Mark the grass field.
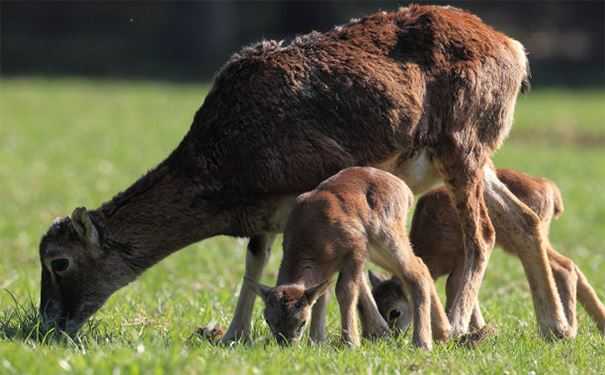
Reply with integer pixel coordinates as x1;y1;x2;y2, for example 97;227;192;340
1;78;604;374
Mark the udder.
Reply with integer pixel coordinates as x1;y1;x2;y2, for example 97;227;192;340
373;150;443;195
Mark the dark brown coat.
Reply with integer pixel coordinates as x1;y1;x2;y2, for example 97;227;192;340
39;5;535;339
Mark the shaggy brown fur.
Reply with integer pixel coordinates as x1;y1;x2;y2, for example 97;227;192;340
371;168;605;337
39;5;567;340
249;167;449;349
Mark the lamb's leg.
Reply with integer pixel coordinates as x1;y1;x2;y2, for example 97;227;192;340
549;255;578;337
483;167;571;338
358;272;391;339
310;293;329;343
221;234;275;344
310;269;390;343
335;262;362;347
429;283;450;342
575;267;605;334
548;246;605;335
375;230;444;350
396;256;436;350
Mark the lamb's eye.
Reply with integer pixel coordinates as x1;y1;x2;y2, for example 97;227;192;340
51;258;70;273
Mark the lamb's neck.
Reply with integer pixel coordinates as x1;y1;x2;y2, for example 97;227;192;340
92;162;223;274
277;254;332;288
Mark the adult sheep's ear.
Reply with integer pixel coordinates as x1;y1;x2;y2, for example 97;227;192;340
304;279;334;305
71;207;100;247
244;276;272;303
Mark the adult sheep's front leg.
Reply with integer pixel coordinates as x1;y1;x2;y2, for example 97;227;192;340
436;151;496;337
221;234;275;344
309;274;390;343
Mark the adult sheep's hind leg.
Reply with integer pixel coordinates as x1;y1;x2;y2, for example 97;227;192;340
435;149;496;337
483;167;571;339
221;234;276;344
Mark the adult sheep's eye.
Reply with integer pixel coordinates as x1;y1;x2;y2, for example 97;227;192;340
51;258;70;273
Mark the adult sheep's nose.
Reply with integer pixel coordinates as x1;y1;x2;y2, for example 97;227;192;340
40;297;67;332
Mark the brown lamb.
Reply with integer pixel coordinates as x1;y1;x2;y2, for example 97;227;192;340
249;167;450;349
39;5;570;341
370;168;605;337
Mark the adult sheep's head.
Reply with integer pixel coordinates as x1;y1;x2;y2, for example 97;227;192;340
38;207;134;334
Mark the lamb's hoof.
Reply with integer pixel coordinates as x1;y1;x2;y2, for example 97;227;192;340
433;325;451;342
194;324;225;344
456;324;496;348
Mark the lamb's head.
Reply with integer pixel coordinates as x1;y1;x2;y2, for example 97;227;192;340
38;207;134;334
248;278;332;345
369;271;412;333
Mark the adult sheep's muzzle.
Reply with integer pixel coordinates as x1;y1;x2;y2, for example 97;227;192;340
39;269;87;335
39;296;90;335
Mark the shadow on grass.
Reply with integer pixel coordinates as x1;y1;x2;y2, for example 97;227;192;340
0;289;113;348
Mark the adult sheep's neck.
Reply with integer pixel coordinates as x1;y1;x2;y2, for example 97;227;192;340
91;158;225;274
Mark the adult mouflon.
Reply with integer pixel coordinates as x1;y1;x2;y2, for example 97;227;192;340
39;5;570;341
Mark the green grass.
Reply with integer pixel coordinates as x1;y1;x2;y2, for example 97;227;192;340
1;78;604;374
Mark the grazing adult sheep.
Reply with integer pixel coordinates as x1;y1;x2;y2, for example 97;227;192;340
39;5;570;341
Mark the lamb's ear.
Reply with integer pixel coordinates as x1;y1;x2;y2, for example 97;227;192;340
244;277;272;303
304;279;334;305
368;270;386;289
71;207;100;247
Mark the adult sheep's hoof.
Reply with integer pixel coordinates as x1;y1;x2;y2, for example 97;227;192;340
195;324;225;343
456;324;497;348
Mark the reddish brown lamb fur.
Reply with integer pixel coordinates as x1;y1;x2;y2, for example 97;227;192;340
371;168;605;336
250;167;450;349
